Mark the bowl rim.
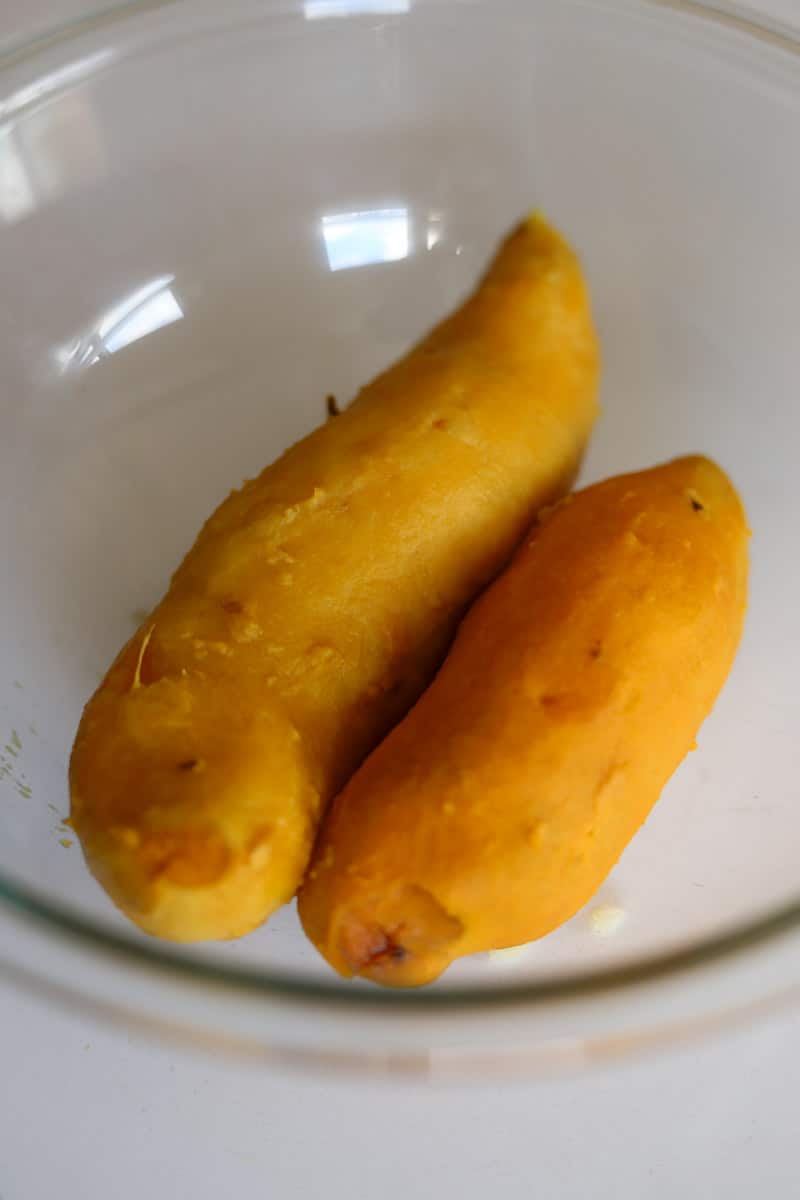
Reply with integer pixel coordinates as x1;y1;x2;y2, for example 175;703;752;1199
1;0;798;1025
1;0;799;74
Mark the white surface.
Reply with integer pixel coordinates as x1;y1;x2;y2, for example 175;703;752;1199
2;979;799;1198
1;1;799;1196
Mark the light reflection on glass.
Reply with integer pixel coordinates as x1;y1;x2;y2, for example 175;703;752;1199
55;276;183;370
0;127;36;222
304;0;410;18
1;86;107;226
0;49;115;124
322;207;410;272
426;211;443;250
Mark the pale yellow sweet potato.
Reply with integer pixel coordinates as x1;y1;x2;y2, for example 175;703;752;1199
70;214;599;941
298;457;749;986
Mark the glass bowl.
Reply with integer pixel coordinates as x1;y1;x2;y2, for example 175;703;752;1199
1;0;799;1077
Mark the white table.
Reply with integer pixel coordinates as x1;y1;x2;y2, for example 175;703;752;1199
2;3;798;1197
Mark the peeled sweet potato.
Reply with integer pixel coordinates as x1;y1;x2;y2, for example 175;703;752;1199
298;456;749;986
70;214;599;941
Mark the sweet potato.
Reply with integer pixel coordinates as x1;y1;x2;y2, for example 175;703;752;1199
70;214;599;941
298;457;749;986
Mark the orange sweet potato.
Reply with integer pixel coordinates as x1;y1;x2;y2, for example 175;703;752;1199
70;214;599;941
298;456;749;986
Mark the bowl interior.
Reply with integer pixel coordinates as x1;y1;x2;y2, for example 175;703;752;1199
2;0;799;994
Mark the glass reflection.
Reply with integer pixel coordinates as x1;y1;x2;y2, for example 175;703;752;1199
1;80;107;226
0;50;114;124
426;211;443;250
304;0;409;18
55;276;183;370
322;207;410;272
0;127;36;222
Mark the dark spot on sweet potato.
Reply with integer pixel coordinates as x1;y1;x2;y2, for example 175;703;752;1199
178;759;198;772
691;498;704;513
589;641;602;660
221;599;243;614
364;931;408;966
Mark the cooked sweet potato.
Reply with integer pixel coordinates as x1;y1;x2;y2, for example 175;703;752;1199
70;214;599;941
298;457;749;986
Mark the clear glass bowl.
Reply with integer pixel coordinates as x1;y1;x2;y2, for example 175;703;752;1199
1;0;799;1077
